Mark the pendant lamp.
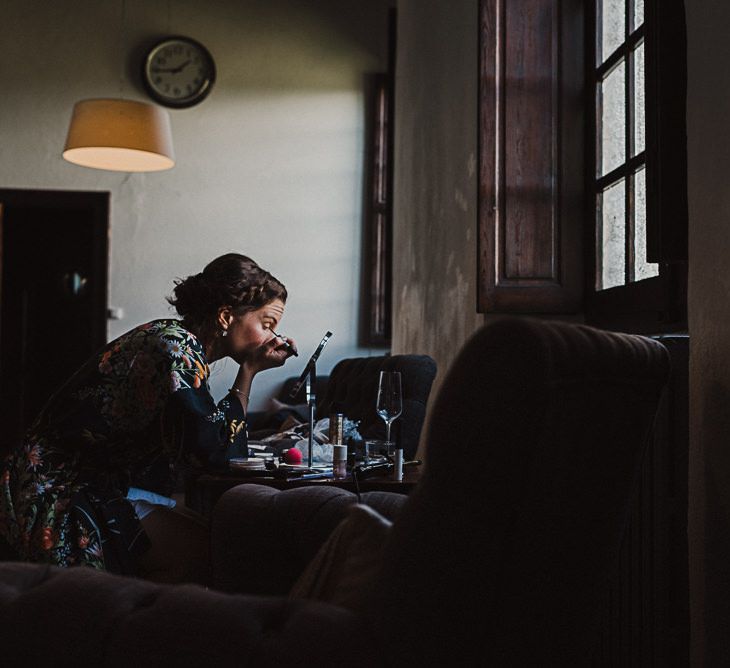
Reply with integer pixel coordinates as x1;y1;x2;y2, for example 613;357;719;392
63;98;175;172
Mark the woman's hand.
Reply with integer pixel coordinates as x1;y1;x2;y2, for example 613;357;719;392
229;335;297;411
242;334;298;375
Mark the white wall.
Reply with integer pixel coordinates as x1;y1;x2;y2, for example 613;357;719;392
0;0;391;409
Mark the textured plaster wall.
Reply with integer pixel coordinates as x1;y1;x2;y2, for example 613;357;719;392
685;1;730;663
391;0;484;454
0;0;391;409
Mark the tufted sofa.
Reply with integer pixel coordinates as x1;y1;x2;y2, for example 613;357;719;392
210;486;408;595
0;488;408;666
0;318;670;666
0;561;381;667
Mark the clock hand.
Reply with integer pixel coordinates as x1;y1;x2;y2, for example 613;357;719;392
151;60;191;74
172;60;191;74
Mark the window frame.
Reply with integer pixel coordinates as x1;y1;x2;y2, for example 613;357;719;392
585;0;687;334
475;0;686;333
360;73;393;346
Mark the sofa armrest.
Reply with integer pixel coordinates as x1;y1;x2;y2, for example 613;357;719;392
210;484;408;595
0;562;382;667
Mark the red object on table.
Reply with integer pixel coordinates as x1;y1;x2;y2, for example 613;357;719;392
283;448;302;465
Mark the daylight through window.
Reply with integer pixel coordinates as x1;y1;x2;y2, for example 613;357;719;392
595;0;657;291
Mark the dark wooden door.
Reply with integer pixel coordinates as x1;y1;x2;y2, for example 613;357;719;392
0;189;109;450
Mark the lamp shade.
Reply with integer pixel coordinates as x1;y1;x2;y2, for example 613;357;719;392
63;98;175;172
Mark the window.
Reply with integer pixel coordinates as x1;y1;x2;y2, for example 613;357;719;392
594;0;656;290
360;9;396;346
361;73;392;346
477;0;687;333
586;0;687;332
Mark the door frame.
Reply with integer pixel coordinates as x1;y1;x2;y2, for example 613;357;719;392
0;187;110;364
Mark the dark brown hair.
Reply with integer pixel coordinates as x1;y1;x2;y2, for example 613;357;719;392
167;253;287;335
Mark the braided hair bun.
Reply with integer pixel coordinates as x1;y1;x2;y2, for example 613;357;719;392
168;253;287;334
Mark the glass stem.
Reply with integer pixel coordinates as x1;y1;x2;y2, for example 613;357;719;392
386;420;391;443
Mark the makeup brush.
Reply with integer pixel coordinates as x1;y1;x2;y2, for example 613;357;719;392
272;331;298;357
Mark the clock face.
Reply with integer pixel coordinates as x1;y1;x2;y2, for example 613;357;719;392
143;37;216;108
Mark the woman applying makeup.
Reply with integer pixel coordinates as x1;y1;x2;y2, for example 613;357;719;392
0;253;297;583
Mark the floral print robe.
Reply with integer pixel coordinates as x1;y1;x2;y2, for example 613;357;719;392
0;320;247;574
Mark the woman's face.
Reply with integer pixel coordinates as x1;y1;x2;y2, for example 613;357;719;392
221;298;289;365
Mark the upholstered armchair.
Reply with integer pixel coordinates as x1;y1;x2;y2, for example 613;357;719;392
316;353;437;460
249;353;437;461
0;318;669;666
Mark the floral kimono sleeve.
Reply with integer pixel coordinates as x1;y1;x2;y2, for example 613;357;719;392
163;386;248;471
156;324;248;472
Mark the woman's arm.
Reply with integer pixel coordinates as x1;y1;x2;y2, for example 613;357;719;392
162;385;248;472
157;324;297;472
227;366;254;415
228;335;298;414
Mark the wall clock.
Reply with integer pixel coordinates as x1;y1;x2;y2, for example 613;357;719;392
142;36;216;108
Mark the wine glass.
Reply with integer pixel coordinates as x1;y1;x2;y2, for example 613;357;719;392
376;371;403;448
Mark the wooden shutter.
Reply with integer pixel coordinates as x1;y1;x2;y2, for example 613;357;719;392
478;0;585;313
645;0;688;265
